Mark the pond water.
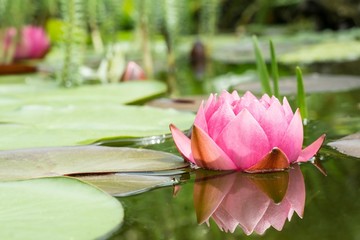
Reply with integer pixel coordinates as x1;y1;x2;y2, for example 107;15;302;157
105;88;360;239
1;48;359;239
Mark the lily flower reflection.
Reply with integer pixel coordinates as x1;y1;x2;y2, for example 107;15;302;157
194;166;305;235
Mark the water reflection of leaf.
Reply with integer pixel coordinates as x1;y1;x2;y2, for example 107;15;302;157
193;166;305;235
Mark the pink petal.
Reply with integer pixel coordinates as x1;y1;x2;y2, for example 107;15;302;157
207;102;235;140
191;125;237;170
282;97;294;124
253;218;271;235
204;94;220;121
233;91;259;115
278;109;303;162
243;91;258;101
285;165;305;218
258;99;288;147
212;207;238;233
260;94;271;108
194;171;236;224
194;101;208;133
260;200;291;231
296;134;326;163
219;90;235;103
223;175;270;235
169;124;194;163
241;100;266;122
216;109;271;170
231;90;240;100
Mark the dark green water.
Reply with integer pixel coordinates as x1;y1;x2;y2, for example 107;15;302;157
107;89;360;240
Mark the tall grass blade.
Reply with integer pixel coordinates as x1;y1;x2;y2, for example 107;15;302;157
252;36;272;95
270;40;280;98
296;67;308;122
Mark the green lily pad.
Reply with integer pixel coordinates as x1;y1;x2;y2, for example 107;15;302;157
328;133;360;159
0;81;167;106
234;74;360;94
146;96;204;112
79;172;185;197
279;41;360;64
0;177;123;240
0;104;194;150
0;146;188;181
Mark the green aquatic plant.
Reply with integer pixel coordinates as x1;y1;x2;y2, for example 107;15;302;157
59;0;86;87
252;36;308;120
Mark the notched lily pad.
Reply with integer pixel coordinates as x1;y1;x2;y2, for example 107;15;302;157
235;74;360;94
0;146;189;181
0;177;123;240
0;105;194;150
78;172;187;197
328;132;360;158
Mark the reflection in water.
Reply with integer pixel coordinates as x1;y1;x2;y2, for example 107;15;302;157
193;166;305;235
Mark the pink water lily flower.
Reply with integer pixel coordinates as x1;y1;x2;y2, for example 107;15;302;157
170;90;325;172
3;25;50;60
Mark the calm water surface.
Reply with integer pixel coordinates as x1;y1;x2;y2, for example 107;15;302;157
107;90;360;240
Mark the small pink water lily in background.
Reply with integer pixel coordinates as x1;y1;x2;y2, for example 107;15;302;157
120;61;147;81
3;25;50;61
194;165;305;235
170;90;325;172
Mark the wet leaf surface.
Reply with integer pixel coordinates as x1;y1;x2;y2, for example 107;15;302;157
0;146;189;181
0;105;194;150
79;172;187;197
0;81;167;105
328;132;360;158
0;177;123;240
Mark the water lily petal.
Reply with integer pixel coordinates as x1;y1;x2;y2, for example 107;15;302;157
212;205;238;233
245;148;290;173
279;109;303;162
208;102;235;140
194;101;208;133
191;125;237;170
243;91;258;101
261;200;291;231
296;134;326;163
260;94;271;108
216;109;271;170
286;165;306;218
194;172;236;224
169;124;194;163
282;97;294;124
253;219;271;235
259;99;288;147
223;175;270;235
204;94;220;121
231;90;240;100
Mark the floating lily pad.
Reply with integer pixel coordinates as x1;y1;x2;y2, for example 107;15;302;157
0;81;167;106
0;146;189;181
0;177;123;240
79;172;185;197
279;41;360;64
146;96;204;112
0;104;194;150
235;74;360;94
328;133;360;158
